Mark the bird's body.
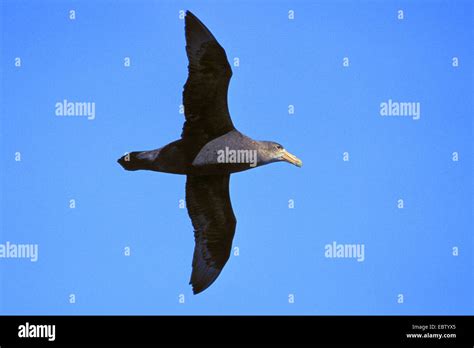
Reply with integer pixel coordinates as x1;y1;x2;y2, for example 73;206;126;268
119;129;286;175
118;11;302;294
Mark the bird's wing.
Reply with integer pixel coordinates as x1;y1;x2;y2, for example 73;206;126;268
185;174;236;294
182;11;235;143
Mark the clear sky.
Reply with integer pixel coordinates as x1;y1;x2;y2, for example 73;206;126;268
0;0;472;314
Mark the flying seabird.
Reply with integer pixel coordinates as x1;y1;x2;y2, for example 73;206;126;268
118;11;302;294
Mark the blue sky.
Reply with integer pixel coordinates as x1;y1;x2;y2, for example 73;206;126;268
0;0;472;314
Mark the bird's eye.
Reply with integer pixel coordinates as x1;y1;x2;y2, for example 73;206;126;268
275;144;283;150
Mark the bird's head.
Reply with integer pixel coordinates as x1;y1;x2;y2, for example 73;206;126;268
258;141;303;167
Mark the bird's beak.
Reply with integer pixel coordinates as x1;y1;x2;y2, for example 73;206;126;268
281;150;303;167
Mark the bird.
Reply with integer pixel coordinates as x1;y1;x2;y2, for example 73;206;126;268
118;10;302;294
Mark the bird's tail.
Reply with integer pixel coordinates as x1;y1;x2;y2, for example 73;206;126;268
117;150;159;171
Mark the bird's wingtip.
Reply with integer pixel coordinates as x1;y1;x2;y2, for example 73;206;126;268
189;280;205;295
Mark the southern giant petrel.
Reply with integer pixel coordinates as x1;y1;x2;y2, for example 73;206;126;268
118;11;302;294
